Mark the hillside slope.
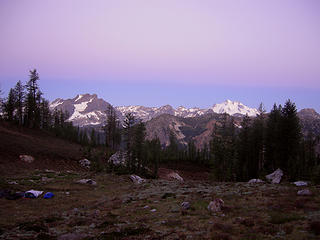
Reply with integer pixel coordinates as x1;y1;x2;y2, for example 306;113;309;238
0;122;84;176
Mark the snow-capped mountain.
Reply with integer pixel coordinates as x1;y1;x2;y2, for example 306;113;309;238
50;94;259;127
116;99;258;121
50;94;113;127
211;99;259;116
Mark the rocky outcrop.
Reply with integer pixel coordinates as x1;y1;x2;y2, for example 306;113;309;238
108;151;127;166
266;168;283;184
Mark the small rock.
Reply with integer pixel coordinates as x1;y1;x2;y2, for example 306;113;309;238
89;223;96;228
167;172;184;182
77;179;97;185
297;189;312;196
19;155;34;163
150;209;157;212
7;181;18;185
208;199;224;213
58;233;87;240
293;181;308;186
143;205;149;209
79;159;91;169
181;202;190;210
248;179;264;183
130;175;145;184
65;192;70;195
266;168;283;184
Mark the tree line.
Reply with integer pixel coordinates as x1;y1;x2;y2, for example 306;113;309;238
0;69;89;145
2;70;319;181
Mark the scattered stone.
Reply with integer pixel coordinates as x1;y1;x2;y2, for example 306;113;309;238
266;168;283;184
167;172;184;182
293;181;308;186
7;181;18;185
150;209;157;212
58;233;88;240
77;179;97;185
248;179;264;183
130;175;145;184
108;151;127;166
181;201;190;210
79;159;91;169
19;155;34;163
143;205;149;209
208;199;224;213
297;189;312;196
41;177;53;182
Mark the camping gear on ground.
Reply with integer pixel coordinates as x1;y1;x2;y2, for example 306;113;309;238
24;190;43;198
44;192;54;199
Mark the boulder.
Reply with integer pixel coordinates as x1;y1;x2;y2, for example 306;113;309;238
130;175;145;184
79;159;91;169
108;151;127;166
77;179;97;185
167;172;184;182
293;181;308;186
181;201;190;210
208;198;224;212
19;155;34;163
297;189;312;196
248;179;264;183
266;168;283;184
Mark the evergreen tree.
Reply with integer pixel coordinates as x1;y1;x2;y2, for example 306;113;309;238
280;99;302;179
265;104;282;171
167;130;179;166
133;121;146;173
25;69;41;128
90;128;97;147
123;113;136;171
13;80;25;125
210;114;237;181
4;88;16;121
104;105;121;152
236;114;251;180
39;98;51;129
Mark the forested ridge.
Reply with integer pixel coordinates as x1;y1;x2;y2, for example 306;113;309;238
1;70;319;182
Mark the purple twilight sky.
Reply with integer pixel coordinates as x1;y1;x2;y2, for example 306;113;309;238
0;0;319;111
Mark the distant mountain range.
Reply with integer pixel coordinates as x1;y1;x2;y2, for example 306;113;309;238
50;93;320;149
50;93;259;127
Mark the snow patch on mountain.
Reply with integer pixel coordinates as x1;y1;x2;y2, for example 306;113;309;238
69;98;94;121
211;100;258;117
